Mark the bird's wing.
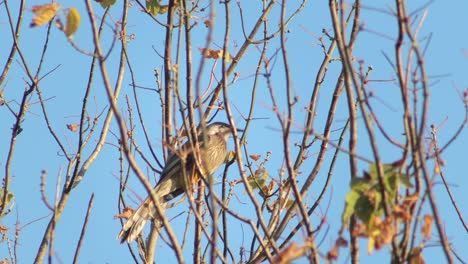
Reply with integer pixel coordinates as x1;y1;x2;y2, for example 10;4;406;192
158;133;210;184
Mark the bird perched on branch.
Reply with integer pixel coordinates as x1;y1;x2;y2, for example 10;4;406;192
118;122;242;243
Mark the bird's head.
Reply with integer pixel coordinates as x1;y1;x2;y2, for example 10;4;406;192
205;122;243;139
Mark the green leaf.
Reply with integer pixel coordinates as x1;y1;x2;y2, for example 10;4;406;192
398;173;413;188
368;163;379;180
247;176;266;190
342;190;360;225
383;170;398;200
369;163;395;179
368;163;407;202
96;0;116;8
350;178;373;192
373;192;385;217
146;0;160;15
344;162;412;229
354;193;376;226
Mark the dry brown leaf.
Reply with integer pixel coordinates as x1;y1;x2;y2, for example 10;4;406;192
260;180;276;198
335;236;348;248
352;223;367;237
408;248;426;264
367;216;396;254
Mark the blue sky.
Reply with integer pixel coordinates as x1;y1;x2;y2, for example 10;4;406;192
0;0;467;263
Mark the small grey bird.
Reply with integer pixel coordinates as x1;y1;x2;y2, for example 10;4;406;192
118;122;241;243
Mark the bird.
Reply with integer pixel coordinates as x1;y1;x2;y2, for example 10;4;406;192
118;122;241;243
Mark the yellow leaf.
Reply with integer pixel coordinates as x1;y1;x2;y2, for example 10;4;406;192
159;5;169;14
367;235;375;255
65;8;80;37
224;51;231;63
224;150;236;163
30;3;61;27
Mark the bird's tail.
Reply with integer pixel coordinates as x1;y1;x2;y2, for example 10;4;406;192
118;178;176;243
117;199;162;243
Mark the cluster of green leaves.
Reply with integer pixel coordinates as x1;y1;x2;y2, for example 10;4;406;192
342;163;412;229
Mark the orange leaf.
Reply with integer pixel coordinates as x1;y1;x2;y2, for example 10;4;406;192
198;48;231;62
393;204;411;221
30;3;61;27
421;214;433;240
0;225;8;233
326;246;339;261
114;207;135;220
66;123;79;132
198;47;208;57
249;154;261;161
403;193;419;207
272;242;307;264
204;19;212;28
